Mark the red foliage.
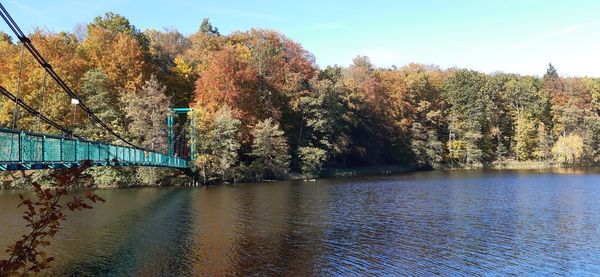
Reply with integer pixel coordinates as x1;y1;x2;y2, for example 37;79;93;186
0;161;104;276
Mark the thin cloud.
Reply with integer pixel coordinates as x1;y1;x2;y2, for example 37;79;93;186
7;0;39;14
510;20;600;51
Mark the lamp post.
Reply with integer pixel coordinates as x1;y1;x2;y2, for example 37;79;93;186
71;98;79;136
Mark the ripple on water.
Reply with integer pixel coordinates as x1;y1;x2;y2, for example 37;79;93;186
1;170;600;275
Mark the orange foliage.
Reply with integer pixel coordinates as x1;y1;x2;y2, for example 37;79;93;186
83;27;147;93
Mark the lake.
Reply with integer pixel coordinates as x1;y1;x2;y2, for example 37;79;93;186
1;168;600;275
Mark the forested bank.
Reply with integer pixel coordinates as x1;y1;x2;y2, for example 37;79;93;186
1;13;599;186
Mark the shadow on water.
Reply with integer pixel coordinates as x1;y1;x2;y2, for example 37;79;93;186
50;188;195;276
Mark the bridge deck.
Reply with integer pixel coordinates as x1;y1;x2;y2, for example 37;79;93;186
0;128;188;171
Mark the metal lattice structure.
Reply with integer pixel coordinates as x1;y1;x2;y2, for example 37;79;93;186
0;128;188;171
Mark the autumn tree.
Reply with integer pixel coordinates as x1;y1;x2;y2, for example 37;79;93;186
188;105;241;183
410;122;444;168
250;118;291;179
297;77;353;170
83;16;147;93
124;75;171;152
513;112;538;161
534;122;552;162
552;134;584;164
77;69;125;141
443;70;496;165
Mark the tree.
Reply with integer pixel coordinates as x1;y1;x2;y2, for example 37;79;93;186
552;134;584;164
78;69;125;141
199;18;219;35
534;122;551;162
83;26;146;92
583;115;600;163
188;105;241;183
514;112;537;161
299;146;327;177
212;105;241;180
124;75;171;153
410;122;444;168
193;44;260;137
543;63;558;81
443;70;494;165
250;118;291;179
88;12;148;49
297;77;353;166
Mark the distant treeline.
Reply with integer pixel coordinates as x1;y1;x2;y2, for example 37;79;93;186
1;13;598;185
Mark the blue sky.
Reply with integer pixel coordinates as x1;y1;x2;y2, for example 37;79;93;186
2;0;600;76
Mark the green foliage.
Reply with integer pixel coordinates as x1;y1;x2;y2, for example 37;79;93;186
299;146;327;176
583;116;600;163
189;105;241;183
298;77;353;163
443;70;494;165
410;122;444;168
135;167;174;186
78;69;125;142
199;18;220;35
87;167;135;187
544;63;558;81
250;118;291;179
88;11;148;49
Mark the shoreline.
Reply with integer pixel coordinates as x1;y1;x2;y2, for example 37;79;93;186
1;161;597;190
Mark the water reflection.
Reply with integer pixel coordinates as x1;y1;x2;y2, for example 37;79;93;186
0;169;599;275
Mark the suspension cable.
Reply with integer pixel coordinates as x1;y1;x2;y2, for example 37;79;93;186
12;42;24;129
0;86;81;139
36;73;47;132
0;3;142;149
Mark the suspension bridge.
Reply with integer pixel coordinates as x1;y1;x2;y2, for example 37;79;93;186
0;4;190;171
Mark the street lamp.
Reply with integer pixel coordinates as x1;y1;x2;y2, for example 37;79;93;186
71;98;79;136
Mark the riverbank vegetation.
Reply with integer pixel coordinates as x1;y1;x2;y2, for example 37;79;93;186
1;13;599;186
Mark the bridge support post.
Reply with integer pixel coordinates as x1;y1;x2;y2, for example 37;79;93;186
59;138;63;162
74;140;78;162
42;136;46;162
167;115;174;156
18;132;24;163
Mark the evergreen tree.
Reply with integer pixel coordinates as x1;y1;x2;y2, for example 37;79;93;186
544;63;558;81
250;118;291;179
199;18;219;35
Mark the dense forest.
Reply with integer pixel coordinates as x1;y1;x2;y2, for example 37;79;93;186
1;13;599;186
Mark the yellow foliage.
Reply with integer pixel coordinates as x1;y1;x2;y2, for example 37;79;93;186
552;134;584;164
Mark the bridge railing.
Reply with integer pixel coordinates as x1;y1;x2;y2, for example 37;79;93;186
0;128;188;169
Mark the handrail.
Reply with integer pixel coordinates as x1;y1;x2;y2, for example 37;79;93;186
0;129;189;170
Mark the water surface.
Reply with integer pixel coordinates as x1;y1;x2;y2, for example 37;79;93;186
1;168;600;275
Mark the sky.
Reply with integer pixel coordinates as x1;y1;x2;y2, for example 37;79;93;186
2;0;600;76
